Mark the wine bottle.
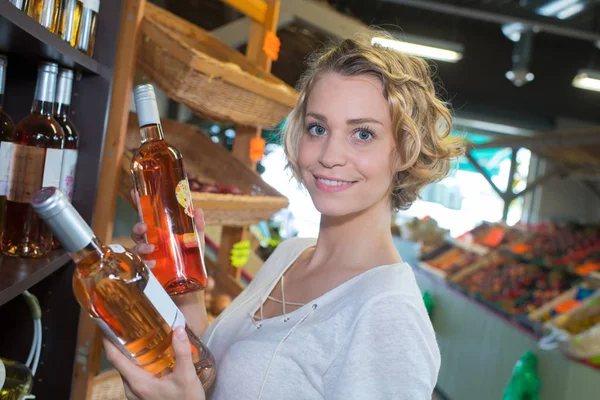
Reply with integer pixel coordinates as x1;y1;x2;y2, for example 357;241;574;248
131;84;208;295
75;0;99;57
0;56;15;241
8;0;25;10
0;357;34;399
54;68;78;202
1;62;64;258
31;187;216;388
58;0;83;47
27;0;61;33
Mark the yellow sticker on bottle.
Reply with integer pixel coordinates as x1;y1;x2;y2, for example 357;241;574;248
175;179;194;218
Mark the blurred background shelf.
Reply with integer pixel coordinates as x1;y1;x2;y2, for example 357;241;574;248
0;0;110;77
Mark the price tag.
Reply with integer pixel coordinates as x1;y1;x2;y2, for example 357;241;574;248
483;227;505;248
262;31;281;61
249;137;266;162
230;240;250;268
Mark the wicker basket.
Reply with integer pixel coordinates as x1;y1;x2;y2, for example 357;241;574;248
120;113;289;226
137;2;298;128
90;369;126;400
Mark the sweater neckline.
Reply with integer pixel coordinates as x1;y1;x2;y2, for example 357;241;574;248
251;240;407;325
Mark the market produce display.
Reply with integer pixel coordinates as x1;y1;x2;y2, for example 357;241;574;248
508;223;600;272
188;178;244;195
421;247;479;277
454;254;578;316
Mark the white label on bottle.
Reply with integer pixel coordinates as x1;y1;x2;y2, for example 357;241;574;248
85;0;100;13
108;244;126;253
0;142;15;196
144;269;186;328
92;317;139;364
42;149;63;188
0;358;5;390
59;149;78;201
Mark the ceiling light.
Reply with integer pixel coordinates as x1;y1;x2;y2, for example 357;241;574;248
537;0;580;16
501;23;528;42
506;29;535;87
572;69;600;92
556;2;585;19
372;37;463;63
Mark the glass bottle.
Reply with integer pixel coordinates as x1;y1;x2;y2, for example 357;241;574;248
52;68;79;250
8;0;26;10
75;0;99;57
131;84;208;295
0;357;34;399
27;0;61;33
0;56;15;242
1;62;64;258
58;0;83;47
54;68;78;202
31;187;216;388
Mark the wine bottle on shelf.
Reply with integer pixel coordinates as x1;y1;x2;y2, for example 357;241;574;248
52;68;79;250
54;68;78;202
8;0;25;10
131;84;208;295
75;0;99;57
27;0;61;33
58;0;83;47
0;56;16;240
1;62;64;258
0;357;34;399
31;187;216;389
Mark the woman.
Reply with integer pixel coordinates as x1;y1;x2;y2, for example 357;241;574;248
104;33;465;399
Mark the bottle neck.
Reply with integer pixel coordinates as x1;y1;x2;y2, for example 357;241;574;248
55;103;71;119
70;237;106;270
140;123;165;143
31;99;55;116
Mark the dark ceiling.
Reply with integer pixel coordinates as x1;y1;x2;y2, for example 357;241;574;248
159;0;600;128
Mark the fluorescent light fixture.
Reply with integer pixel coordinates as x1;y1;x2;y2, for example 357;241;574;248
556;2;585;18
537;0;580;16
372;37;463;63
453;117;535;136
572;69;600;92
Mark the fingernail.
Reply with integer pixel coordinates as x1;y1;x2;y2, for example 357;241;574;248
175;326;187;341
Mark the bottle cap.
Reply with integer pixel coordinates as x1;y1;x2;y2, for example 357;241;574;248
56;68;74;106
133;84;161;128
34;62;59;103
32;187;94;252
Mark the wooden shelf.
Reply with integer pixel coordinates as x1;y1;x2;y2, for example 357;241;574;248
0;1;110;78
0;250;71;306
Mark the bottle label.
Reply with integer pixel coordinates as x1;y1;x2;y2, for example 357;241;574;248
0;141;15;196
92;317;140;365
59;149;78;201
7;144;45;203
42;148;63;188
175;179;194;218
144;269;186;328
108;244;126;253
0;358;5;390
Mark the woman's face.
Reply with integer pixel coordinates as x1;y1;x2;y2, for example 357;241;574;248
298;72;398;218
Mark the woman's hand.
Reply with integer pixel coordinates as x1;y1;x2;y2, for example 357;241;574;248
129;189;206;263
103;326;206;400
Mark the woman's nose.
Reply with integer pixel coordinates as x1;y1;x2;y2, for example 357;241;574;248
318;134;347;168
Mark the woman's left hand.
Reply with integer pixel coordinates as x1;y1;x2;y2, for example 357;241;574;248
103;326;206;400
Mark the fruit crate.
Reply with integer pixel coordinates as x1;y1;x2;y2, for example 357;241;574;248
137;2;298;128
419;245;481;280
451;253;580;319
120;113;289;226
454;222;530;254
506;223;600;273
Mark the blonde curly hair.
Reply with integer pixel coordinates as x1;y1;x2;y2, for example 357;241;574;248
281;32;466;211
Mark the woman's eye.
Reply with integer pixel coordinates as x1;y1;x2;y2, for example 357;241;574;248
354;130;374;141
308;125;327;136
